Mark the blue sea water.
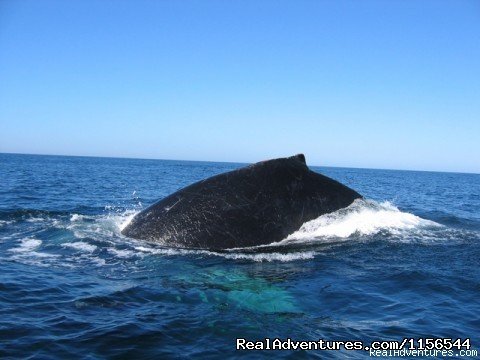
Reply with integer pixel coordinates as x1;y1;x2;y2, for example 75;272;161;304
0;153;479;359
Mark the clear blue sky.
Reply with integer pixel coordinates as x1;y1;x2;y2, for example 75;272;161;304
1;0;479;173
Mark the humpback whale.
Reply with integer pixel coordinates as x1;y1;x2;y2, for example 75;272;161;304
122;154;362;249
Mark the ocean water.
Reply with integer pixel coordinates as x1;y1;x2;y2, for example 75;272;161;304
0;153;479;359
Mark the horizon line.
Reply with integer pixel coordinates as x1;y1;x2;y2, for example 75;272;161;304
0;151;478;176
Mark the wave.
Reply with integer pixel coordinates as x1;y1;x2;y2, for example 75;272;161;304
283;199;442;243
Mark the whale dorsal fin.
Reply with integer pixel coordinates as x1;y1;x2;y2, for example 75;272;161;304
291;153;306;165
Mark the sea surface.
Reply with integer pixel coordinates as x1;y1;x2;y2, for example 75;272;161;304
0;153;479;359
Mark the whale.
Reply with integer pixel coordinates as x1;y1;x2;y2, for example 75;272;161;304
122;154;362;249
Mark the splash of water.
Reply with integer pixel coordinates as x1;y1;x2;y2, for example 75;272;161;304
284;199;441;242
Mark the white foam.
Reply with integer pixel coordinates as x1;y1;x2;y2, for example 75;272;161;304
93;208;139;233
285;199;441;242
26;217;44;223
134;245;314;262
0;220;14;227
7;238;60;265
220;251;315;262
9;238;42;253
70;214;84;222
91;257;106;266
63;209;139;240
107;248;136;258
134;246;193;256
63;241;97;252
118;210;137;231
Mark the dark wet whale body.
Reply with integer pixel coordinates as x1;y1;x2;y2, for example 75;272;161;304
122;154;362;249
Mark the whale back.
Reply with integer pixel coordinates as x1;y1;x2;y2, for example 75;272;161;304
122;154;361;249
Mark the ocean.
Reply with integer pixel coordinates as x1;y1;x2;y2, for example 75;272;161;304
0;153;479;359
